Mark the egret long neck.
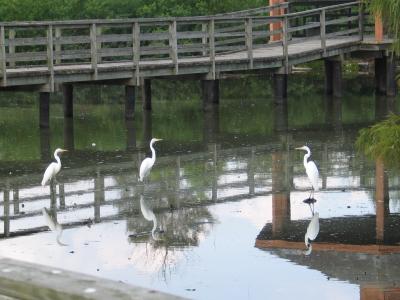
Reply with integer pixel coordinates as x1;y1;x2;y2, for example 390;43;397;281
149;140;156;163
303;149;311;168
54;152;61;166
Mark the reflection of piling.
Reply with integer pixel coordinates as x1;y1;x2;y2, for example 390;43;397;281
125;119;136;151
13;189;19;215
273;102;288;132
50;181;57;222
94;170;105;223
3;188;10;237
203;105;219;146
40;128;51;162
321;143;328;190
63;118;75;151
210;143;218;202
271;150;290;236
248;147;255;196
325;95;342;131
59;184;65;209
375;157;389;243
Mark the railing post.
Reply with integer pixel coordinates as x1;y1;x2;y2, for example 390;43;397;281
320;9;326;56
55;27;61;65
358;2;364;42
201;23;208;56
47;25;54;92
132;22;140;85
169;20;178;74
282;16;288;72
245;18;253;69
208;18;215;79
96;25;102;64
0;26;6;85
90;23;98;80
8;29;15;68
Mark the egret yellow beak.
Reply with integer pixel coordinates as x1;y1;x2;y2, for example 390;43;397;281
60;149;68;152
295;147;302;150
154;138;163;142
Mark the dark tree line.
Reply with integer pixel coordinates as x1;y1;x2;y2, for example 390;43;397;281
0;0;266;21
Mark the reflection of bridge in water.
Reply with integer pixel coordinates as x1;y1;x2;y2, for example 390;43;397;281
0;120;397;239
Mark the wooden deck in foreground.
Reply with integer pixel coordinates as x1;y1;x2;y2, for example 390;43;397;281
0;258;183;300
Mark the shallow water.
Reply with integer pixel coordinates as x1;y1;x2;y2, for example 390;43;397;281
0;76;399;299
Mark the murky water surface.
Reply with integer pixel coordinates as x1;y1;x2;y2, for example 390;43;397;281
0;77;399;299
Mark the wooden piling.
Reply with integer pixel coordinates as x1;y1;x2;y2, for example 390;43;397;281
39;92;50;128
62;84;73;118
142;78;152;110
325;58;342;97
273;73;287;100
202;79;219;111
125;85;136;119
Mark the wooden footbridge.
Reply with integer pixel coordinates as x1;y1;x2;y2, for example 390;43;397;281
0;1;396;127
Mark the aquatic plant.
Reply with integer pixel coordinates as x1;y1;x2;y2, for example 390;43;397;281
356;113;400;166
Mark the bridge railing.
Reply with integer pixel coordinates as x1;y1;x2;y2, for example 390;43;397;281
0;1;365;85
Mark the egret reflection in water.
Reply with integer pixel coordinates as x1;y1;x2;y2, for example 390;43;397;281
42;207;67;246
140;194;162;240
303;212;319;256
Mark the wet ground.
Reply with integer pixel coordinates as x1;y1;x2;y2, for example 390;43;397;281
0;76;399;299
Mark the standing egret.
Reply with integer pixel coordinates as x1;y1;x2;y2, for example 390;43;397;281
139;138;162;182
303;212;319;255
296;145;319;199
41;148;68;186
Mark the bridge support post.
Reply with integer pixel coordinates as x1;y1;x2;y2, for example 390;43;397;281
325;58;342;97
202;79;219;111
63;119;74;150
39;92;50;128
62;84;73;118
375;55;397;97
142;78;152;110
273;68;287;100
125;85;136;119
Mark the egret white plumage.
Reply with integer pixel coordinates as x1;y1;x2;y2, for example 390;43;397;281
41;148;68;186
303;212;319;255
140;194;161;240
139;138;162;182
42;207;67;246
296;145;319;199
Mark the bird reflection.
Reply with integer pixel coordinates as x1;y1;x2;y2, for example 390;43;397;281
303;212;319;256
140;195;162;240
42;207;67;246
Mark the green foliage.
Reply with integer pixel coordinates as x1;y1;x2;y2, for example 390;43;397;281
0;0;266;21
364;0;400;52
356;114;400;166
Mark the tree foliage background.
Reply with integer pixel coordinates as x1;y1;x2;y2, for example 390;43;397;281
365;0;400;51
0;0;266;21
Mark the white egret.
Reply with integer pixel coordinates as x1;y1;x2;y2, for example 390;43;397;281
42;207;67;246
296;145;319;199
41;148;68;186
303;212;319;255
140;195;161;240
139;138;162;182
